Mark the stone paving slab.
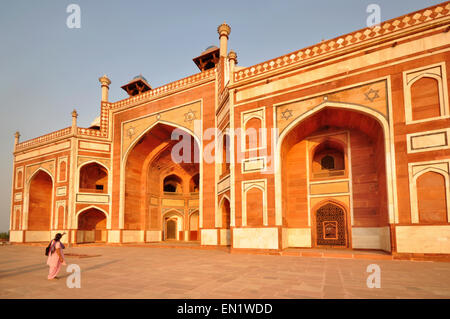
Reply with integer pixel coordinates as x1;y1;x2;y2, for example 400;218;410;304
0;245;449;299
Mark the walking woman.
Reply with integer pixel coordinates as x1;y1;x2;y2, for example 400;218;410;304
47;233;67;280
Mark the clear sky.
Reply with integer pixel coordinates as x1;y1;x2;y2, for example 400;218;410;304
0;0;444;232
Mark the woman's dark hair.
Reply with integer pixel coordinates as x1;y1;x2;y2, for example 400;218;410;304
54;233;63;241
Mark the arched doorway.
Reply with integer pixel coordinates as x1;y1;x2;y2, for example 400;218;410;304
77;208;107;243
28;170;53;230
220;197;230;229
163;211;183;241
124;123;200;242
189;211;199;241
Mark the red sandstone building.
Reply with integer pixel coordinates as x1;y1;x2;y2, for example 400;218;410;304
9;2;450;257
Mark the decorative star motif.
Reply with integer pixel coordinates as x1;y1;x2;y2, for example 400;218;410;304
184;109;197;122
364;88;380;102
127;126;136;139
281;108;293;121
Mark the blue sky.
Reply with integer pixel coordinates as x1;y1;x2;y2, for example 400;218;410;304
0;0;443;232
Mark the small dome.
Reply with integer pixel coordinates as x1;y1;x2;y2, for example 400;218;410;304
133;74;148;82
90;116;100;128
201;45;218;55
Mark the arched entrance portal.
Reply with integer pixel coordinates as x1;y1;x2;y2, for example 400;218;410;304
281;106;390;250
77;208;107;243
28;170;53;230
124;122;200;242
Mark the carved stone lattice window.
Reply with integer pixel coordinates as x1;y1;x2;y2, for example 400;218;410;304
316;203;347;246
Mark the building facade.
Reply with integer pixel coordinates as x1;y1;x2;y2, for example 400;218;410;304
9;2;450;256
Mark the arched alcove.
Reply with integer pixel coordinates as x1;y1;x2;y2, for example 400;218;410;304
163;174;183;193
124;122;200;236
79;162;108;193
162;210;184;241
220;197;230;229
77;207;107;243
410;76;441;121
311;139;346;179
246;186;264;226
28;170;53;231
417;171;448;223
245;117;262;150
189;174;200;193
221;134;230;175
189;211;199;240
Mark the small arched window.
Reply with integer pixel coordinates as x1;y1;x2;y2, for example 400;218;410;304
321;155;335;170
79;162;108;193
163;174;183;193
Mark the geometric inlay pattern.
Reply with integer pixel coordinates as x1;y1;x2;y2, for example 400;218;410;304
364;88;380;102
281;108;293;121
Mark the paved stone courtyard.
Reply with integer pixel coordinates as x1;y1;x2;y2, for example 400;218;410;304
1;245;450;299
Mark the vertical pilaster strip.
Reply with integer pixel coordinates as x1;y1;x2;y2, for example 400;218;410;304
68;135;78;235
229;89;236;229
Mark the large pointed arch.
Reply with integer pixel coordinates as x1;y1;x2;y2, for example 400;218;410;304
119;120;202;237
275;101;396;227
123;119;201;161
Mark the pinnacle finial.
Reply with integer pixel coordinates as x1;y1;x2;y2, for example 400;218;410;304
14;131;20;144
99;74;111;86
228;50;237;63
217;22;231;38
